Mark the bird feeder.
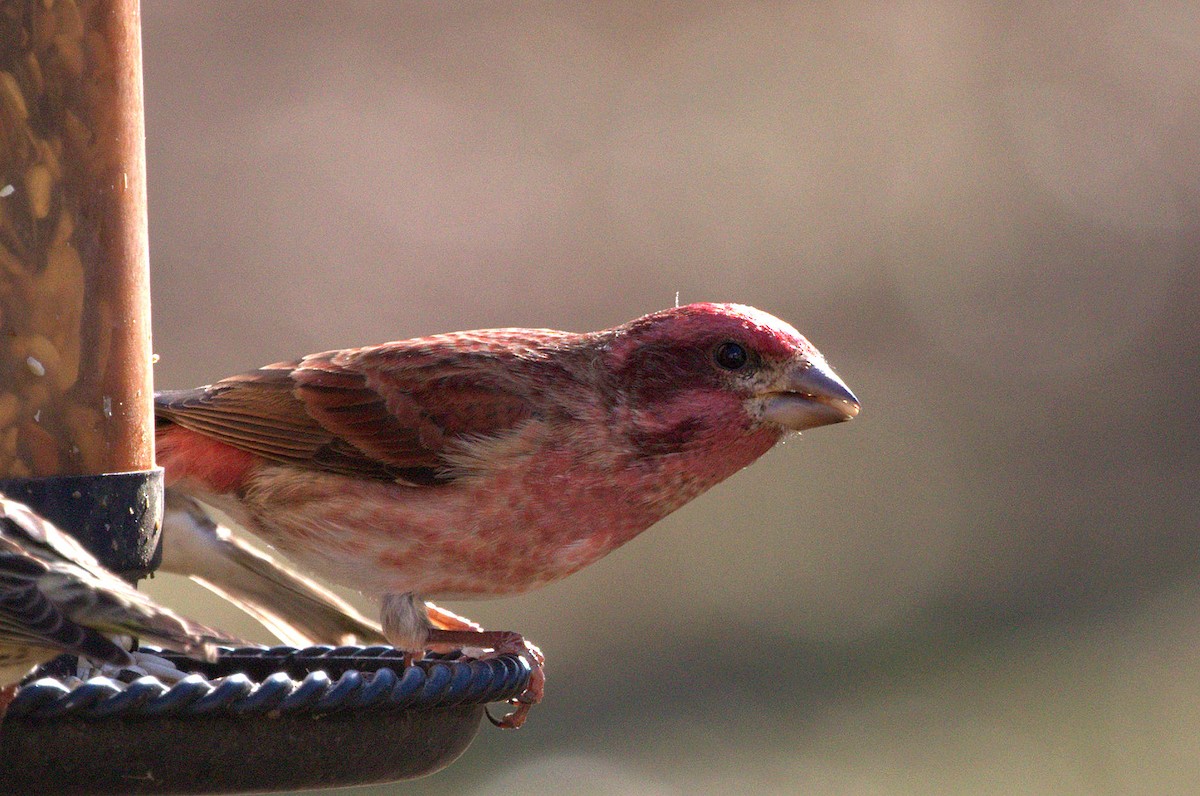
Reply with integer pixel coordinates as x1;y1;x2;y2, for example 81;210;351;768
0;0;159;574
0;1;528;791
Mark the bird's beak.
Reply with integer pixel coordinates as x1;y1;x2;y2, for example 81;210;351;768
759;357;860;431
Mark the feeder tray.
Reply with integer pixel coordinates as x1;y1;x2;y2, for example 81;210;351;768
0;645;532;794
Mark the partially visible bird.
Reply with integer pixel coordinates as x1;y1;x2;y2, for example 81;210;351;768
155;303;860;727
0;495;241;713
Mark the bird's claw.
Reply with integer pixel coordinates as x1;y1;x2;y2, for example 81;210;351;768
0;684;18;722
488;645;545;729
425;626;544;729
484;638;547;729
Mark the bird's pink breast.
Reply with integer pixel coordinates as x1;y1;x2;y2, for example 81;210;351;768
236;421;783;600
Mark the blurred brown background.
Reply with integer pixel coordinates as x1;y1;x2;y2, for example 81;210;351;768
139;3;1200;794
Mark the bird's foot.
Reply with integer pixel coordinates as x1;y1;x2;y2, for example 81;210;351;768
424;627;545;729
0;683;17;722
76;650;199;685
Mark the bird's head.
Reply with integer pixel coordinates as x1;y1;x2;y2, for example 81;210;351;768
599;303;859;454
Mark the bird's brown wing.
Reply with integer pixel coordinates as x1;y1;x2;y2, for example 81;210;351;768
156;364;343;467
155;338;552;484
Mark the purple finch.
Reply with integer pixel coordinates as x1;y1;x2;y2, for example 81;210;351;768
155;303;859;726
0;495;238;712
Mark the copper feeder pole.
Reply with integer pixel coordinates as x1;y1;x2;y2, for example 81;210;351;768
0;0;160;574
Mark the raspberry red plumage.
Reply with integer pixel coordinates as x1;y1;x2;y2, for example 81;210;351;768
155;303;859;727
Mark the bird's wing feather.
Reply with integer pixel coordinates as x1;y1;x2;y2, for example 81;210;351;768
0;556;131;664
0;498;243;662
156;336;565;483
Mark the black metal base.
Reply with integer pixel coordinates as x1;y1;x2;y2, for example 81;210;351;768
0;469;163;577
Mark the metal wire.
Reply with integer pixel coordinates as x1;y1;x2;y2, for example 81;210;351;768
7;645;530;721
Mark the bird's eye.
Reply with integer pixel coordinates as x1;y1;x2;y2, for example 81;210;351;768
713;341;750;370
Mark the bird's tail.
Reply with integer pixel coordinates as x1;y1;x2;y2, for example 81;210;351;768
160;490;387;648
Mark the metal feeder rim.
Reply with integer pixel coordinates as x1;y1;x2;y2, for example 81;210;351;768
7;644;532;721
